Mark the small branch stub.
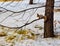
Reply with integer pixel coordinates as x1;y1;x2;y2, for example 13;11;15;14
37;14;47;22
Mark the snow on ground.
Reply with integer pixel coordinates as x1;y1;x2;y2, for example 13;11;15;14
0;0;60;46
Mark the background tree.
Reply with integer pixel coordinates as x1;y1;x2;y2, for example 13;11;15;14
44;0;55;38
29;0;33;4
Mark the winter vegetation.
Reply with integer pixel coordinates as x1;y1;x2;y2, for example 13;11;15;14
0;0;60;46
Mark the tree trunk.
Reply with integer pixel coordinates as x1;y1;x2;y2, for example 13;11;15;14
44;0;55;38
29;0;33;4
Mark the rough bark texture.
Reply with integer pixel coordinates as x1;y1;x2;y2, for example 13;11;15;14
44;0;55;38
29;0;33;4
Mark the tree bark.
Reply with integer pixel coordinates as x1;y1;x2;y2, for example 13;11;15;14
29;0;33;4
44;0;55;38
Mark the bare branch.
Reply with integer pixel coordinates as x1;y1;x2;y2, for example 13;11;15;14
0;15;44;29
0;6;45;13
0;5;60;13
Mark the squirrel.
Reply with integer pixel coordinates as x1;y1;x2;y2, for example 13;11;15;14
37;13;47;22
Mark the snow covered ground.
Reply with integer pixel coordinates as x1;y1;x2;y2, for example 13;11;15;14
0;0;60;46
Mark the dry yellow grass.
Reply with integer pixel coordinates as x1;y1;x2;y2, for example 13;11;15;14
0;0;23;2
0;31;7;37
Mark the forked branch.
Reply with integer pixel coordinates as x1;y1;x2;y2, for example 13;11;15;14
0;14;46;29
